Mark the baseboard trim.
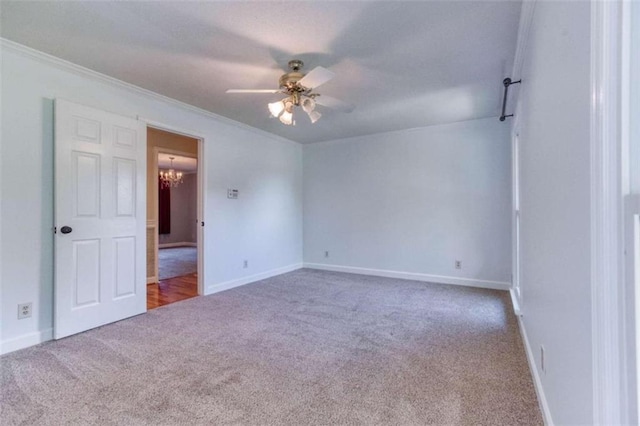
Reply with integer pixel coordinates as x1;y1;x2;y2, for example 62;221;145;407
510;289;522;316
303;263;511;291
158;242;197;249
147;276;158;284
1;328;53;355
206;263;303;295
518;317;554;425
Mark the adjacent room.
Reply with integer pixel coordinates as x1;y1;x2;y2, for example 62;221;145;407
0;1;636;425
146;128;201;309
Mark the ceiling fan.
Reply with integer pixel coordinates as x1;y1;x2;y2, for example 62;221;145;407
226;59;354;126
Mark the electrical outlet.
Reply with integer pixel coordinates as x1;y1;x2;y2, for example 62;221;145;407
18;303;32;319
540;345;546;374
243;260;248;269
324;251;329;258
455;260;462;269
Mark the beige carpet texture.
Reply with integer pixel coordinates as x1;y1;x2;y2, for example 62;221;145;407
1;269;542;425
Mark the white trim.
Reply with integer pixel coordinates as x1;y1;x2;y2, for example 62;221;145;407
0;35;3;354
0;328;53;355
158;242;197;249
510;289;522;316
196;138;206;296
0;38;297;146
622;2;638;422
305;116;500;147
206;263;303;295
512;131;522;309
510;1;532;306
303;263;510;291
625;195;640;425
518;317;554;425
140;118;207;142
590;0;626;424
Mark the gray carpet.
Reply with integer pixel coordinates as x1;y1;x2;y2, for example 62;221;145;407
158;246;197;280
1;269;542;425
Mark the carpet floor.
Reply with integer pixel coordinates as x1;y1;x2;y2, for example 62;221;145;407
158;246;197;280
1;269;542;425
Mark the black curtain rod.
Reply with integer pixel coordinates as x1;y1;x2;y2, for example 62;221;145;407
500;77;521;121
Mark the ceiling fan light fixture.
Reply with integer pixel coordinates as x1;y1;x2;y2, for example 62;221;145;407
301;97;316;114
307;110;322;124
283;98;295;112
279;109;294;126
228;59;353;127
268;100;285;117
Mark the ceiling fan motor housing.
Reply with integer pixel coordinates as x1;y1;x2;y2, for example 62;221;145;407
279;72;305;91
278;59;313;99
288;59;304;71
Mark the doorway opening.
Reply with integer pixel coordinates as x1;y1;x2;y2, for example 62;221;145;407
146;127;201;309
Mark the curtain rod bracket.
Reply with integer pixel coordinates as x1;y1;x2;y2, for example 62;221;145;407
499;78;522;121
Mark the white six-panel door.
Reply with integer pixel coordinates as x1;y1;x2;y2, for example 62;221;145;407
54;99;146;339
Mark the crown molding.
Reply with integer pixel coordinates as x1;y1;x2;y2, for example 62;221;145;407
0;38;298;146
305;115;500;147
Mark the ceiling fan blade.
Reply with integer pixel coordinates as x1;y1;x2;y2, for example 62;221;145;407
298;66;335;89
226;89;281;94
314;95;355;113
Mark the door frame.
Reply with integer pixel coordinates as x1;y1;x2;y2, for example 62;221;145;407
511;124;522;315
141;117;206;296
590;0;633;422
622;0;640;421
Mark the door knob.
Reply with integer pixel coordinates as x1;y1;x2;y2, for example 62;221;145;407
60;226;73;234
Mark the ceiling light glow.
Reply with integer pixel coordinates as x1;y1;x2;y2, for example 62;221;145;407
266;94;322;126
268;100;285;117
279;109;294;125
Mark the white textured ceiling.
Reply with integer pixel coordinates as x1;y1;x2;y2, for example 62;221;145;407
1;1;521;144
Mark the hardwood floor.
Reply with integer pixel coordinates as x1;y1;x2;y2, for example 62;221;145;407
147;273;198;310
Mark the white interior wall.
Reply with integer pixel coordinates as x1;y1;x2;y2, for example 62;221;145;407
303;118;512;288
0;43;303;353
514;1;593;424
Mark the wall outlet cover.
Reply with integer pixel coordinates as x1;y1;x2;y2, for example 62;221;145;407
18;302;32;319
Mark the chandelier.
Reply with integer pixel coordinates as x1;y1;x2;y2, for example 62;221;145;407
159;157;183;188
268;92;321;126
